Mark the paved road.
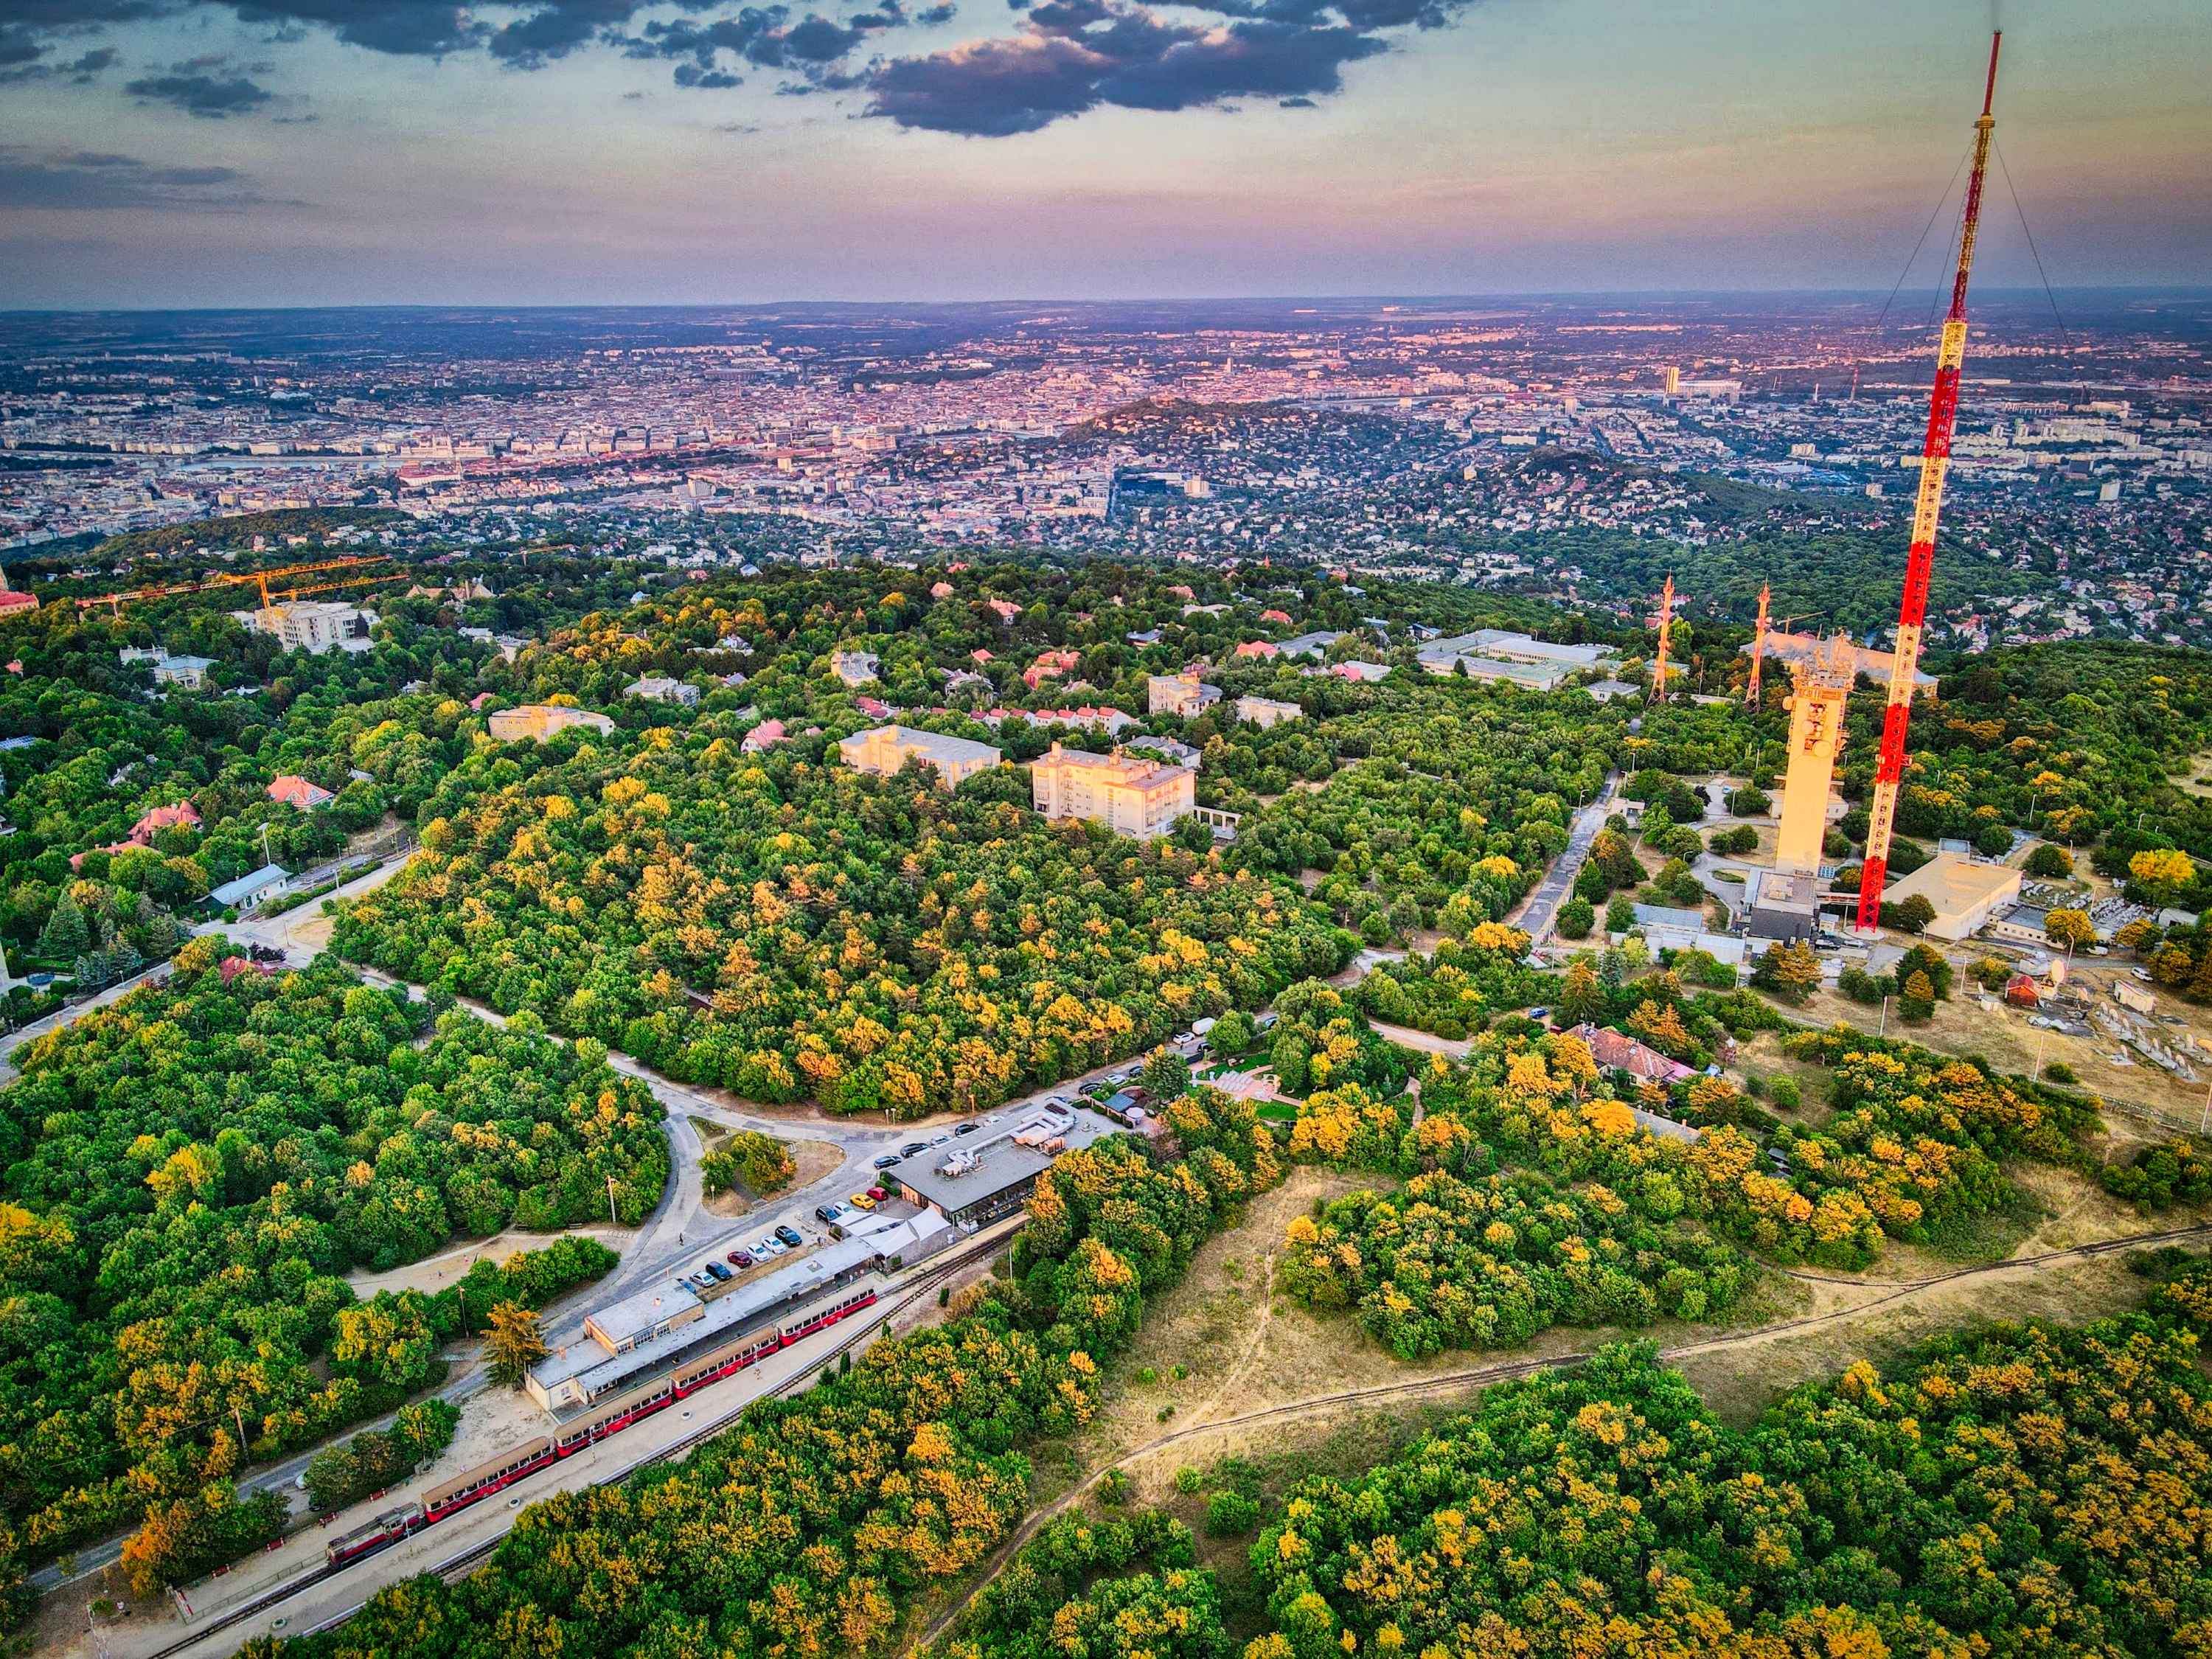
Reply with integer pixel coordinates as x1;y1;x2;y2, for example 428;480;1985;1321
88;1222;1024;1659
1514;770;1621;946
28;850;1169;1604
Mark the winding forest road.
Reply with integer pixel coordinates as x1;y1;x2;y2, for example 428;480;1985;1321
901;1217;2212;1655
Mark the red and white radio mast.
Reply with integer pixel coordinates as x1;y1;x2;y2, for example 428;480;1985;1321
1857;32;2003;931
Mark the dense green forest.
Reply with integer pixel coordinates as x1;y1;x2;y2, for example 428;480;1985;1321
0;940;661;1608
1;537;2207;1646
1249;1308;2212;1659
242;1056;2211;1659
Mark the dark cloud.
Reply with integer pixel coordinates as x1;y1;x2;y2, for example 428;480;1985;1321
227;2;481;56
864;0;1391;134
618;3;899;84
0;45;120;85
125;55;279;116
4;0;1472;136
487;0;641;67
0;145;289;210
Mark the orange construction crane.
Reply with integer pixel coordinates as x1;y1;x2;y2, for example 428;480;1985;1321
75;555;392;616
264;572;406;605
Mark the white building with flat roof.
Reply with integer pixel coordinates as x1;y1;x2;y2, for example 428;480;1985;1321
1147;672;1221;717
838;724;1003;789
1234;695;1301;728
487;703;616;742
233;601;375;655
1880;854;2024;942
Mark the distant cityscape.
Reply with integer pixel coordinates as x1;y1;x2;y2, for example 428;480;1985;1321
4;293;2207;652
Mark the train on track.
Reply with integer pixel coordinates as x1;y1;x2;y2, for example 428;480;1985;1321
324;1280;879;1568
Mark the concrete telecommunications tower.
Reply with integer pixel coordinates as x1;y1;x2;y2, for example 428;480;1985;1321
1856;30;2003;931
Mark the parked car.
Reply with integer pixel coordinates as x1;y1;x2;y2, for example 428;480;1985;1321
847;1191;877;1211
1526;1006;1551;1023
753;1234;786;1256
928;1133;951;1147
953;1121;980;1136
873;1152;903;1170
775;1224;804;1248
866;1186;888;1203
815;1203;846;1224
901;1141;929;1157
703;1261;733;1282
726;1249;753;1268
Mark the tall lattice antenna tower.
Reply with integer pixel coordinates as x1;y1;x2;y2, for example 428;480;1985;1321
1857;31;2003;931
1746;582;1772;706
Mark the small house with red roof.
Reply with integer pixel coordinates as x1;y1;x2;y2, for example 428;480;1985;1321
131;801;201;841
268;776;335;811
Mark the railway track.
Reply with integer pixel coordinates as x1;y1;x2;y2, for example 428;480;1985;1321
141;1228;1013;1659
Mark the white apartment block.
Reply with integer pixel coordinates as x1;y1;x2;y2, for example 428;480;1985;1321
487;703;616;742
1234;695;1301;728
838;724;1003;789
232;601;375;655
1147;672;1221;717
1031;742;1196;841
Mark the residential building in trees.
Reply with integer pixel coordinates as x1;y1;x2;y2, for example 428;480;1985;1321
1030;742;1196;840
838;724;1003;789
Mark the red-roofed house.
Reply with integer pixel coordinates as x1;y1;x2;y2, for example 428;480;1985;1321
1234;641;1279;661
218;956;274;986
742;719;787;754
268;775;335;811
69;841;136;872
986;598;1023;622
1572;1023;1697;1085
855;695;893;719
131;801;201;841
1260;609;1293;625
1024;649;1082;689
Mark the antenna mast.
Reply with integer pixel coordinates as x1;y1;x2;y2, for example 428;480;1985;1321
1856;30;2001;932
1746;582;1772;706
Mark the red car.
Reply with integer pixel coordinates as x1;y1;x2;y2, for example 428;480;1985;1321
726;1249;753;1268
866;1186;888;1203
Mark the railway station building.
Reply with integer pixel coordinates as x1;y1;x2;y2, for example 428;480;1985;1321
527;1237;878;1415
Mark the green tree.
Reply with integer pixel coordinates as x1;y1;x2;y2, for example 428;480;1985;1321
2045;908;2097;950
484;1301;547;1388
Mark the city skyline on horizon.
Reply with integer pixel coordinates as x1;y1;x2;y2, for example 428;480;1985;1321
1;0;2207;310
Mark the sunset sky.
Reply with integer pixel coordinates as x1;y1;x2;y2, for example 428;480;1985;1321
1;0;2206;307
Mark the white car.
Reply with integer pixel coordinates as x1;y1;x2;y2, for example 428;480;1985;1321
755;1235;789;1256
